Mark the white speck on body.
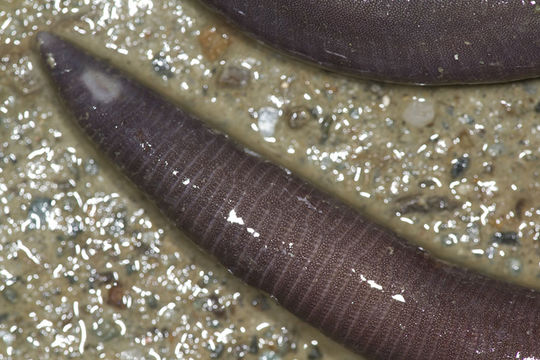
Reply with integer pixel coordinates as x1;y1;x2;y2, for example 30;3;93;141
46;53;57;69
80;68;122;104
247;227;260;238
367;279;383;290
296;196;319;212
227;209;244;225
392;294;406;303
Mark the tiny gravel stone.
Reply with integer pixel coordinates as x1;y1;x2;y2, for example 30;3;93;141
249;335;259;354
27;197;52;229
514;198;527;219
0;313;8;323
119;348;146;360
9;56;43;95
350;107;362;120
67;218;83;237
145;294;158;309
209;343;225;358
450;155;470;178
94;271;116;285
251;294;270;310
64;274;78;284
426;196;459;211
84;158;99;175
320;115;334;144
285;105;312;129
487;143;505;157
217;65;250;88
507;258;522;274
440;234;458;247
125;263;137;275
457;114;474;125
534;101;540;113
1;288;17;303
491;231;520;246
151;53;173;78
203;294;226;317
396;194;459;214
94;320;120;341
199;26;231;61
258;107;279;138
307;345;323;359
259;351;280;360
466;223;480;243
107;285;126;308
402;97;435;128
0;330;15;346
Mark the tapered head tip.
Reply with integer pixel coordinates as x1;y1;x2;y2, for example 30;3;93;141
36;31;66;70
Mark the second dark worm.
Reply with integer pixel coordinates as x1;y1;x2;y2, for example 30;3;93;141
200;0;540;85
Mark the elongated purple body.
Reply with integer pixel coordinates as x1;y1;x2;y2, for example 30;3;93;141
201;0;540;84
38;32;540;359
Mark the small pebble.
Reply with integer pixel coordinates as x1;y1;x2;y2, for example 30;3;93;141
145;294;159;309
1;287;18;303
107;285;126;309
450;155;470;178
285;105;312;129
84;158;99;175
151;53;174;78
396;194;459;214
402;97;435;128
440;233;458;247
258;107;279;138
217;65;250;88
251;294;270;311
350;107;362;120
466;223;480;243
249;335;259;354
199;26;231;61
67;218;83;237
203;294;226;318
491;231;520;246
534;101;540;113
307;345;323;359
507;258;522;274
27;197;52;229
94;319;120;341
487;143;505;157
9;56;43;95
209;343;225;358
319;115;334;144
259;351;280;360
0;330;15;346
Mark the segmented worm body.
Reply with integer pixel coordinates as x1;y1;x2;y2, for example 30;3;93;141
38;32;540;359
201;0;540;84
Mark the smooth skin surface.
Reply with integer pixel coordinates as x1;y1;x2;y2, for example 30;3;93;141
201;0;540;84
37;32;540;359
